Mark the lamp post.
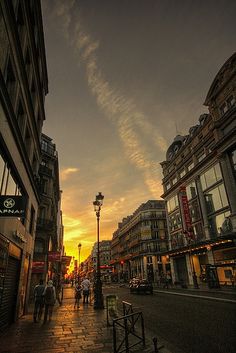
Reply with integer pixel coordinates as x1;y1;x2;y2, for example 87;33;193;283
93;192;104;309
78;243;82;278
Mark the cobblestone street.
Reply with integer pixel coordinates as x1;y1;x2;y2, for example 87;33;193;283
0;287;113;353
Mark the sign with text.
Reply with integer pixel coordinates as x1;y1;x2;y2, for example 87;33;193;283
48;251;61;262
32;261;45;273
179;186;194;240
0;196;26;218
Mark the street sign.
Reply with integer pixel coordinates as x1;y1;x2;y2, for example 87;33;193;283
48;251;61;262
32;261;45;273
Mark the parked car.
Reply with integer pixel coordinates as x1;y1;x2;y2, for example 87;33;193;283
129;278;153;294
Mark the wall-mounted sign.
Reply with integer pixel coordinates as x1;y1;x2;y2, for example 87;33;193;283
48;251;61;262
179;186;194;240
0;196;26;218
32;261;45;273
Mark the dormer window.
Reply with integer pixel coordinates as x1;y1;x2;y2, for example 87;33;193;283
220;102;227;116
227;95;235;108
220;95;235;117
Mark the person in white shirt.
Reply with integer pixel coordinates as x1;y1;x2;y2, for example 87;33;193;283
81;277;91;304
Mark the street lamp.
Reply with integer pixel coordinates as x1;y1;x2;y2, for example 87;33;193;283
78;243;82;277
93;192;104;309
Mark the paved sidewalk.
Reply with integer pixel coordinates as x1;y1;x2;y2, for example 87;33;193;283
0;287;172;353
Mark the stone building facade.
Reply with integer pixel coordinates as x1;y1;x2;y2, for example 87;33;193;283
31;134;62;293
0;0;48;330
91;240;112;282
111;200;168;283
161;53;236;288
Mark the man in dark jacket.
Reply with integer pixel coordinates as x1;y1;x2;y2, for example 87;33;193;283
33;279;45;322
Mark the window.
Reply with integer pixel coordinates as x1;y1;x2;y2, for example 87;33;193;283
200;163;222;191
219;95;235;117
166;183;171;190
167;195;179;213
205;183;228;214
172;177;177;185
6;58;17;106
25;126;32;162
187;162;194;171
34;239;44;253
189;200;201;222
186;181;197;200
197;152;206;163
192;223;204;241
17;99;26;137
180;169;186;178
208;211;230;237
227;95;235;108
29;206;35;235
169;211;182;231
0;153;21;196
229;149;236;174
16;2;25;45
220;102;228;116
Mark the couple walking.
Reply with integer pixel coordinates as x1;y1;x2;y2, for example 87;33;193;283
33;279;56;323
74;277;91;308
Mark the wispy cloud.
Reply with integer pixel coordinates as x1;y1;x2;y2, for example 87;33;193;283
49;1;167;198
60;167;79;181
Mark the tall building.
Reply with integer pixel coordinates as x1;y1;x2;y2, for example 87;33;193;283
161;53;236;288
91;240;112;282
31;134;62;292
0;0;48;330
111;200;168;282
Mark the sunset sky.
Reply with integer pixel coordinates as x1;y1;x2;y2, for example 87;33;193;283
41;0;236;262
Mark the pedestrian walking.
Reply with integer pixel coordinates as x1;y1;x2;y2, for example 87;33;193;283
81;277;91;304
74;281;82;309
43;280;56;323
53;275;62;305
33;279;45;323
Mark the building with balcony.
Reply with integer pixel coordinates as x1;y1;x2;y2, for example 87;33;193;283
161;53;236;288
0;0;48;330
111;200;168;283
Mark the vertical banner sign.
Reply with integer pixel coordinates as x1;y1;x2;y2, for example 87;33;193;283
179;186;194;239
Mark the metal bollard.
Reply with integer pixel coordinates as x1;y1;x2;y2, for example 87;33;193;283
153;337;158;353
